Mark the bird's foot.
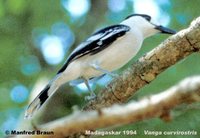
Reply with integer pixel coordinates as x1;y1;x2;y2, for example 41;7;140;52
109;72;119;78
85;93;96;101
91;63;119;78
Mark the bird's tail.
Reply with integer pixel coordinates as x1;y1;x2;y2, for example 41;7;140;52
24;79;59;119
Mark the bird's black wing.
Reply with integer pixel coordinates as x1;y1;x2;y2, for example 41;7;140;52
57;24;130;74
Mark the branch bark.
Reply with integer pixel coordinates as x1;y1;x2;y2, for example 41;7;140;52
83;16;200;110
37;75;200;137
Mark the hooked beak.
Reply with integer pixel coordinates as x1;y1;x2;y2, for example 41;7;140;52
155;25;176;34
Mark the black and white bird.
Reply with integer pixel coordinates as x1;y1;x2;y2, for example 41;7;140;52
25;14;176;119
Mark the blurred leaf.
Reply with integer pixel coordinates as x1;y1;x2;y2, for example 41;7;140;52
6;0;27;15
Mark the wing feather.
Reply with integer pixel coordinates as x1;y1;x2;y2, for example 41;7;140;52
57;24;130;74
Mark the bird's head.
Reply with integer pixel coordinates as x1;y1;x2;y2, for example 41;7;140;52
122;14;176;38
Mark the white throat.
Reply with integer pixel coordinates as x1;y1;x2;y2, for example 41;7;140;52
120;17;159;38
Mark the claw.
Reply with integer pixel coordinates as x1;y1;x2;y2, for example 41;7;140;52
109;72;119;78
84;94;96;101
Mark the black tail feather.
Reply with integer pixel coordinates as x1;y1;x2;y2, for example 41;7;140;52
38;85;50;105
25;85;50;119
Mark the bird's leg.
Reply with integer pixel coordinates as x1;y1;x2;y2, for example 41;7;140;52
91;63;119;78
82;77;96;100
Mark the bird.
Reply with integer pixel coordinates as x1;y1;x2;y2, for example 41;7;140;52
25;13;176;119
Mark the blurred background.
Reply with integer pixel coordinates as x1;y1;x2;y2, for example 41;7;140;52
0;0;200;137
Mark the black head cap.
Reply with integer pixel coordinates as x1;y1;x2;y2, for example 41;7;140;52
125;14;151;21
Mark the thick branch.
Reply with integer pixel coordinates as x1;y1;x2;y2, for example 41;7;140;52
83;17;200;110
37;76;200;137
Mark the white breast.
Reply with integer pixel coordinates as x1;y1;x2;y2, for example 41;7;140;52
79;28;144;78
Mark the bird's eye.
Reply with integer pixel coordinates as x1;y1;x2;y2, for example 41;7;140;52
142;15;151;21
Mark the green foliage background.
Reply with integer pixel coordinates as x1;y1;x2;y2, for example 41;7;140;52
0;0;200;137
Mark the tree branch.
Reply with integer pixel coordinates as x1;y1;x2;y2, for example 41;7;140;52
37;76;200;137
83;16;200;110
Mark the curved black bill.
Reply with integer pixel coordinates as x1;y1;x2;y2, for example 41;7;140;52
155;25;176;34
